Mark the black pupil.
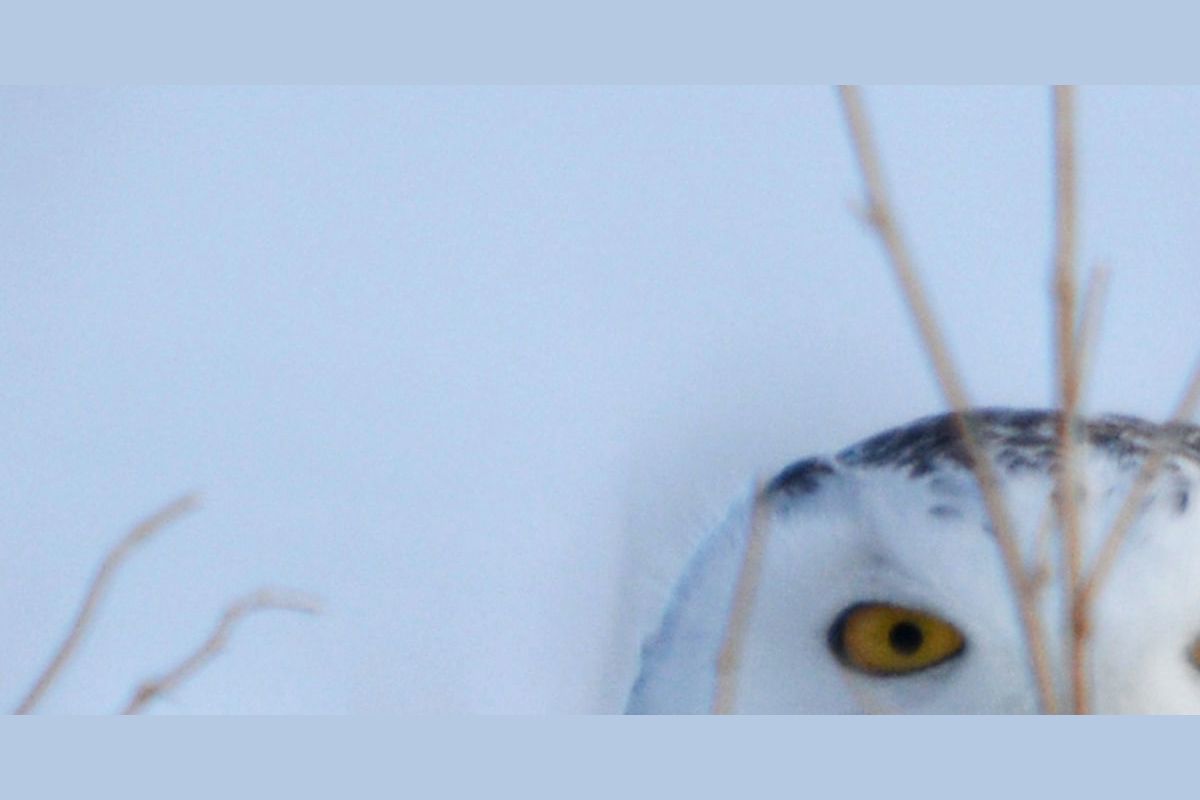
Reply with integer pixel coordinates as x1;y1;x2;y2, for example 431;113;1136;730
888;621;924;655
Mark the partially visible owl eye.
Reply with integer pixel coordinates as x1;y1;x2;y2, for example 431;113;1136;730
1188;637;1200;671
829;602;966;676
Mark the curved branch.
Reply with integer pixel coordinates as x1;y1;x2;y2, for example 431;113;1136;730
121;589;320;714
14;494;201;714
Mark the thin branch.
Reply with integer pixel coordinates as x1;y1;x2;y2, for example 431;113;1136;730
1036;264;1116;605
120;589;320;715
1055;262;1108;713
1042;266;1118;603
1074;265;1111;406
1050;85;1089;714
712;484;770;714
13;494;201;714
1029;493;1058;594
1082;356;1200;605
836;85;1057;713
837;666;899;715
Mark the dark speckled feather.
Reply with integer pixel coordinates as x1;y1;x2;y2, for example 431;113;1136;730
837;408;1200;477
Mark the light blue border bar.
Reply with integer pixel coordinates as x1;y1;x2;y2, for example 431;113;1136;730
1;716;1192;796
0;1;1191;83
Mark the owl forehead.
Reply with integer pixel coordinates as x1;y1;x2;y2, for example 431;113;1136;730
769;408;1200;495
837;408;1200;478
764;407;1200;552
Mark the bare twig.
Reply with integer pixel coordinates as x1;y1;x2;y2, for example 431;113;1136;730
1082;356;1200;605
836;666;899;715
13;494;201;714
712;484;771;714
1039;266;1112;600
1049;85;1090;714
1074;265;1111;405
121;589;320;714
1030;494;1059;593
836;85;1057;713
1056;261;1108;712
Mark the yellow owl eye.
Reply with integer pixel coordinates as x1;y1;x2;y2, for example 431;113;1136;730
829;602;966;676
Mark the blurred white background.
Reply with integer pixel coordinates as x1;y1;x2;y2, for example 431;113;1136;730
1;87;1198;712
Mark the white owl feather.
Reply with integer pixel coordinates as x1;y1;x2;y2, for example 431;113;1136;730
628;409;1200;713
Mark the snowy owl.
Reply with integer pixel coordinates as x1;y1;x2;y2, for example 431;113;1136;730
626;408;1200;713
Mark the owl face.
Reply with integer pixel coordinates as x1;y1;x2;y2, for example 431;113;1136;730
627;409;1200;714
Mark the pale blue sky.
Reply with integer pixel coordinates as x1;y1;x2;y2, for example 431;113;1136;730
2;87;1198;712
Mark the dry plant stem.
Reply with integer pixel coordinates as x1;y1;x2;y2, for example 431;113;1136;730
1075;266;1108;407
1038;269;1113;601
837;666;898;715
1050;85;1089;714
1083;357;1200;606
1074;266;1111;405
13;494;200;714
1048;264;1109;699
837;85;1057;713
712;485;770;714
121;589;319;714
1046;267;1108;592
1030;496;1058;593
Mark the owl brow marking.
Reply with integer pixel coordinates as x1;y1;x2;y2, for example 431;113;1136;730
765;457;837;498
835;86;1057;713
928;505;963;520
836;410;1200;478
